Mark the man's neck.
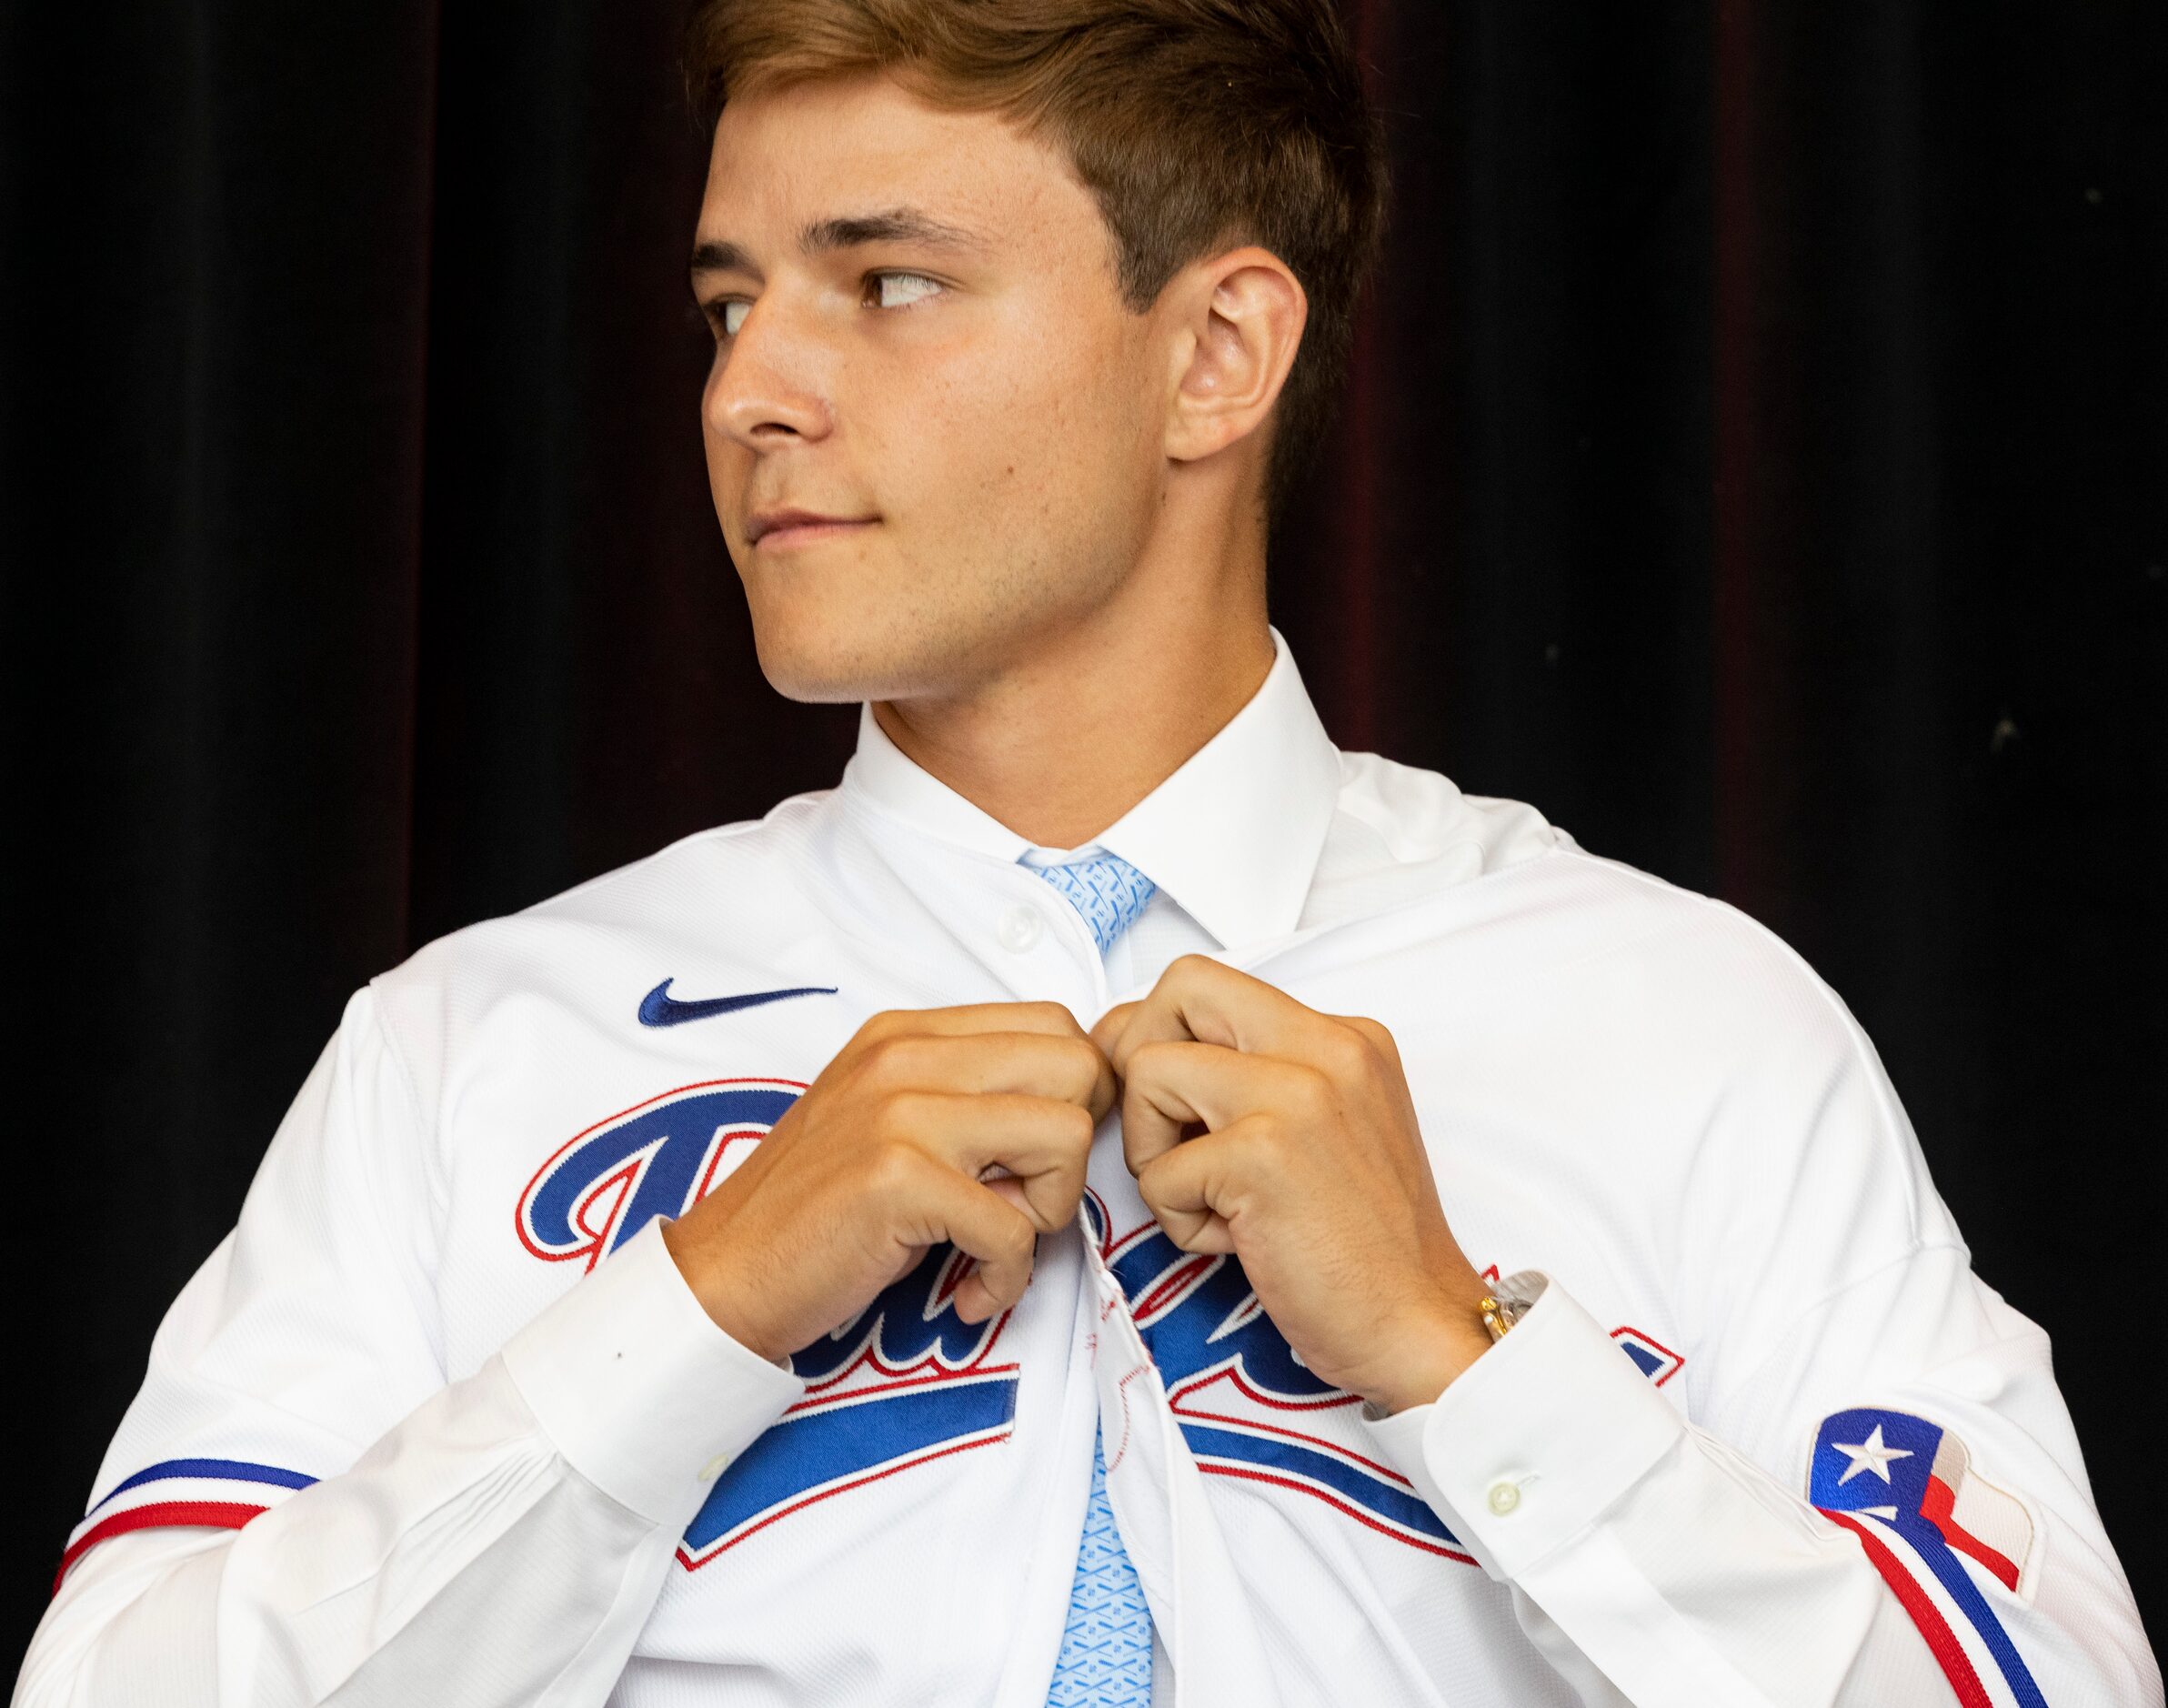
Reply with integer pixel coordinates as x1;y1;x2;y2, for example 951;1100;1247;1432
871;557;1274;852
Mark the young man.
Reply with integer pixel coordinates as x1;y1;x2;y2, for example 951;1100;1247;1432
16;1;2159;1703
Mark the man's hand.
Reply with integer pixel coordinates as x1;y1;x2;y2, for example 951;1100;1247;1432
663;1002;1116;1364
1089;956;1492;1416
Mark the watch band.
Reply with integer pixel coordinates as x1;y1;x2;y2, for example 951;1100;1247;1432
1478;1270;1548;1341
1356;1271;1553;1423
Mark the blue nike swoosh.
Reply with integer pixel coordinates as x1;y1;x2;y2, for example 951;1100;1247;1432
637;980;838;1028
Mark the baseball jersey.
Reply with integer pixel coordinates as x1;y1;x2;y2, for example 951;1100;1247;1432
16;626;2161;1707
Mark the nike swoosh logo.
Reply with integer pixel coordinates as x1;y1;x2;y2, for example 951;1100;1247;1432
637;980;838;1029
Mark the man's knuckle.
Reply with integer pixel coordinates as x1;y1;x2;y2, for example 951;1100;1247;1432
1291;1064;1335;1115
1349;1013;1397;1052
875;1088;932;1139
858;1009;906;1043
1323;1026;1373;1077
1227;1110;1271;1158
1059;1036;1106;1085
863;1139;924;1195
863;1032;928;1082
1129;1039;1175;1076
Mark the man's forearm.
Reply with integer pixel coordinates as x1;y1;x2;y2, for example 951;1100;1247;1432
16;1221;805;1708
1359;1269;2162;1708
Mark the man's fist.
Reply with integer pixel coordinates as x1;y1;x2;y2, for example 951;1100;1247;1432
1089;955;1492;1415
662;1002;1116;1364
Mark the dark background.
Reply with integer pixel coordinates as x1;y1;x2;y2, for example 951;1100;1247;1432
4;0;2163;1669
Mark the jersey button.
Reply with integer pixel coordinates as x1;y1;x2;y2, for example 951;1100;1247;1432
1486;1480;1521;1516
998;906;1045;953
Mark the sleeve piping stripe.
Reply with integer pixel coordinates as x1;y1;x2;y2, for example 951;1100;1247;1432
53;1499;268;1596
85;1457;317;1518
1822;1509;1998;1708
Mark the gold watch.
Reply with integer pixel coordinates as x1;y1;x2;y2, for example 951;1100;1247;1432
1478;1271;1548;1342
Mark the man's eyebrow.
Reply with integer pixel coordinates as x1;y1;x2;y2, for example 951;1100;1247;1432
689;208;987;276
689;237;755;276
799;207;988;256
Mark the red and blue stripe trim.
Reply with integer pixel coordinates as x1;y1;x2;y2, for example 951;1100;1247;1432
57;1457;318;1592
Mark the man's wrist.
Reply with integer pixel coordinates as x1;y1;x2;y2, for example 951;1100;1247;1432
503;1218;806;1522
660;1216;792;1369
1360;1299;1495;1418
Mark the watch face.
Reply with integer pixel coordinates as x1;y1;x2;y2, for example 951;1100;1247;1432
1493;1270;1550;1320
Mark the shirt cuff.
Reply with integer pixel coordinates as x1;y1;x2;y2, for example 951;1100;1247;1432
1352;1275;1683;1582
501;1215;807;1526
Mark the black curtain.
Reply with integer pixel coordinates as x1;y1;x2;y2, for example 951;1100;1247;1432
4;0;2162;1665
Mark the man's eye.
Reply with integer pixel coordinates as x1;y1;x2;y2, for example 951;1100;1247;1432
718;300;750;337
867;272;943;310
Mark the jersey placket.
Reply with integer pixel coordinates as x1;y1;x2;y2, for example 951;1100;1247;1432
1075;1220;1285;1708
1029;852;1161;1706
1024;853;1286;1708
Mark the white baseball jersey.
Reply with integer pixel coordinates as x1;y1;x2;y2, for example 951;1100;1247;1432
16;626;2160;1708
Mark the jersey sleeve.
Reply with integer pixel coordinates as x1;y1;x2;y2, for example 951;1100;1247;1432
55;988;447;1576
1355;932;2162;1707
18;987;805;1707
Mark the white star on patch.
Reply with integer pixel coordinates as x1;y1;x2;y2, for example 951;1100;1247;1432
1832;1423;1913;1486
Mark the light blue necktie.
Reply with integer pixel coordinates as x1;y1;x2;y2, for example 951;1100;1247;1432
1028;851;1157;1706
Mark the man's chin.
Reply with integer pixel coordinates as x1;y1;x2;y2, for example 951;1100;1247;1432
747;621;956;707
751;648;879;706
743;583;1087;708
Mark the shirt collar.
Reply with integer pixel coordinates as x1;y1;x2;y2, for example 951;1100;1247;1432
837;624;1343;949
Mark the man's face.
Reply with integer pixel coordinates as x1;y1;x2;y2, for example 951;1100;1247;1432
693;75;1171;703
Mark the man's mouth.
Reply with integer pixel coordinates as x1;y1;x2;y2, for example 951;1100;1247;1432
745;508;880;550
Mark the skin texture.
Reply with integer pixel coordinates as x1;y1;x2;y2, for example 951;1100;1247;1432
676;1003;1119;1357
690;73;1287;847
1091;958;1493;1413
665;74;1493;1415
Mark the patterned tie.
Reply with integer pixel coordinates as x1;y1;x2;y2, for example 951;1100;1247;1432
1027;851;1157;1706
1029;851;1159;957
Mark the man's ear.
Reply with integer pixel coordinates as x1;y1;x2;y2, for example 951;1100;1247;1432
1161;246;1309;467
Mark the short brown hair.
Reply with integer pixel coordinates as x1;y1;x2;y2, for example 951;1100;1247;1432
682;0;1387;521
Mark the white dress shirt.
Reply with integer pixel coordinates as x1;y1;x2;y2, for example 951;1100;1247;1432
15;626;2159;1707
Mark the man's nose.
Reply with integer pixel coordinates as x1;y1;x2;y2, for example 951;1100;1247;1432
706;296;834;448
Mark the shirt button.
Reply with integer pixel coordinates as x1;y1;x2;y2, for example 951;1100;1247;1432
999;906;1045;953
1487;1480;1521;1516
700;1454;728;1482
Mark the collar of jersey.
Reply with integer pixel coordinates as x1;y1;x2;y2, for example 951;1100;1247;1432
837;624;1342;951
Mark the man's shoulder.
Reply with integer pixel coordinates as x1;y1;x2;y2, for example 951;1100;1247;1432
521;786;837;929
1466;837;1890;1134
1326;751;1750;961
1328;749;1562;879
1541;845;1862;1044
1331;752;1867;1069
1360;799;1926;1233
372;786;839;1001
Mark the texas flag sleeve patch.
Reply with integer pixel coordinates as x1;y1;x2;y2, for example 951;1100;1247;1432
1810;1406;2045;1708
